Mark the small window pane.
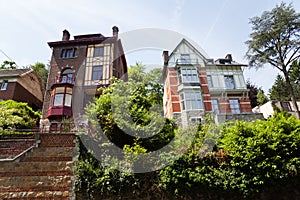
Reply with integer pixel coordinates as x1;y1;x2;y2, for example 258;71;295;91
224;75;235;89
229;99;240;114
93;46;104;57
207;75;213;88
1;81;8;90
55;87;65;93
53;94;64;106
92;65;103;81
64;94;72;107
66;87;72;94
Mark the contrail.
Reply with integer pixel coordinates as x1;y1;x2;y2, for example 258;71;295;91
203;0;229;46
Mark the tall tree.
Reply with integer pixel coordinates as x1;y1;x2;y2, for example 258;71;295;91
257;90;269;106
30;62;49;92
269;62;300;101
246;3;300;118
246;80;260;108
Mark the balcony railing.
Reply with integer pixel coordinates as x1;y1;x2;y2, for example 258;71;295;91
176;58;200;65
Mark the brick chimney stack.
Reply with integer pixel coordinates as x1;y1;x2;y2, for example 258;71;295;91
163;51;169;64
112;26;119;38
62;29;70;41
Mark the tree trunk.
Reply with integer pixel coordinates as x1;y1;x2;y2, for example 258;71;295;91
283;69;300;119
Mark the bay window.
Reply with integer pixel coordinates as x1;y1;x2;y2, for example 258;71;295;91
51;86;73;107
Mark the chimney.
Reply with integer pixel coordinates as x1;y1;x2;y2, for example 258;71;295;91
225;54;232;61
112;26;119;38
163;51;169;64
62;29;70;41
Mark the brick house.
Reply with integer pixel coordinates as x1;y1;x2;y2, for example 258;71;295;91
162;39;262;126
41;26;127;132
0;68;43;110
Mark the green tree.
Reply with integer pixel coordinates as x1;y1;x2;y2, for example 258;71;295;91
30;62;49;92
269;74;291;101
0;60;17;69
257;90;268;106
0;100;40;131
246;80;261;108
246;2;300;118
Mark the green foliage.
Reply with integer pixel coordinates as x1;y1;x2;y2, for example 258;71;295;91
269;73;300;101
246;80;265;108
219;113;300;195
30;62;49;92
85;63;172;151
246;2;300;69
246;2;300;116
76;113;300;198
159;113;300;198
257;90;268;106
0;100;40;131
0;60;17;69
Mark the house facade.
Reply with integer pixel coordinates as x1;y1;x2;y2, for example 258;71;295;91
40;26;127;132
0;69;43;110
162;39;262;126
253;101;300;118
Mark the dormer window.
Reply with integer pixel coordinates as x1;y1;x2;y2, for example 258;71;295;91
61;48;77;58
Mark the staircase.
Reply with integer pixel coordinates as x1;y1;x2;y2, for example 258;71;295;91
0;133;76;199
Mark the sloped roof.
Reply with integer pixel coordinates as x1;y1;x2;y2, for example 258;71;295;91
168;38;210;62
0;68;33;77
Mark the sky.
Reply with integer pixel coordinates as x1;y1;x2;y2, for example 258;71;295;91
0;0;300;93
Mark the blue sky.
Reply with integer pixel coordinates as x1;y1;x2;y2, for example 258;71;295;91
0;0;299;93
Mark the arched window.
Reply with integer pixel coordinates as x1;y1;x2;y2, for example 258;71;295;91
61;69;73;83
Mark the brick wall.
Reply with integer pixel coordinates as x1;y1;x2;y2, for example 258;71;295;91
0;133;77;199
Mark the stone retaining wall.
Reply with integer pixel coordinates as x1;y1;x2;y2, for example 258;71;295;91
0;133;77;200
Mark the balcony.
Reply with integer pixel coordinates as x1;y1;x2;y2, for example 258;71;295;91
176;58;201;65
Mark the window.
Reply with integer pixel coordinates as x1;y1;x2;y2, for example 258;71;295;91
61;48;77;58
93;46;104;57
92;65;103;81
52;86;73;107
53;94;64;106
229;99;240;114
211;99;219;114
281;102;292;112
224;75;235;89
207;75;213;88
61;69;73;83
180;91;203;110
190;117;202;124
180;93;185;110
180;54;191;64
1;81;8;90
179;67;199;84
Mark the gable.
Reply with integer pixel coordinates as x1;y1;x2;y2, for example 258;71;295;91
167;39;210;67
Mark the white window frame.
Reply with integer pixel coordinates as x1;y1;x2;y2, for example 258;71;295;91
211;99;220;114
1;81;8;91
179;67;199;84
229;99;240;114
180;90;203;110
224;75;235;89
190;117;202;124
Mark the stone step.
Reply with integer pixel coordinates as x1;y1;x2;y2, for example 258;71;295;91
0;161;73;173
